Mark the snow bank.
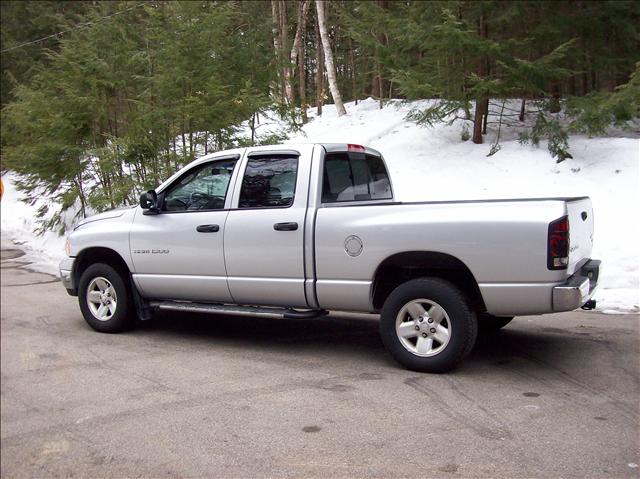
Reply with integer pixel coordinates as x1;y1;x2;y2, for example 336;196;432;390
1;173;66;275
1;98;638;313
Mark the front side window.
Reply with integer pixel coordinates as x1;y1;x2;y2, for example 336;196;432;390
238;156;298;208
322;153;392;203
163;159;236;211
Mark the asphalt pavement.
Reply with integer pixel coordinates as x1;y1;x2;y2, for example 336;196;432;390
1;245;639;478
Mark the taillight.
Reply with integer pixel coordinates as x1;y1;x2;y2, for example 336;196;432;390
548;216;569;270
347;144;366;152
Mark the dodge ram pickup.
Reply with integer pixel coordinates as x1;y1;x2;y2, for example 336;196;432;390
60;143;600;372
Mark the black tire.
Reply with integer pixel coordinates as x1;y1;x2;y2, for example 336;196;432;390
78;263;135;333
380;278;477;373
478;314;514;332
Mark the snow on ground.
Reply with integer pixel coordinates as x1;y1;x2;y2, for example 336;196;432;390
1;98;638;312
1;174;66;275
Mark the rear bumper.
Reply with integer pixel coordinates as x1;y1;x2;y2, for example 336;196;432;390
552;259;600;312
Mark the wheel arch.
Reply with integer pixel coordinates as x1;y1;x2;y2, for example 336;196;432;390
73;247;131;287
371;251;486;312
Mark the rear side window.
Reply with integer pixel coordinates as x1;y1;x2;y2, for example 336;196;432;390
322;153;392;203
238;156;298;208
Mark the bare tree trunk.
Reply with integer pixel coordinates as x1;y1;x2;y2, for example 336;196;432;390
348;36;356;103
472;99;485;144
360;56;369;101
171;123;178;169
298;39;307;121
482;98;489;134
271;0;293;104
181;129;187;162
370;73;378;99
473;9;488;144
75;171;87;219
291;0;310;120
519;98;526;122
290;1;310;72
315;0;346;116
315;14;324;116
271;1;285;103
279;0;294;104
376;59;383;109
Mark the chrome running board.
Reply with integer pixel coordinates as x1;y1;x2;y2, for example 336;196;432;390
149;300;328;320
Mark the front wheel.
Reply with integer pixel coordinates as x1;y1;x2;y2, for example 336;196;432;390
78;263;135;333
379;278;477;373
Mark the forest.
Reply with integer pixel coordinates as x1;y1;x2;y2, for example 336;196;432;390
1;0;638;229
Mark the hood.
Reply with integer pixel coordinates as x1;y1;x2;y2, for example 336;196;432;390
74;206;134;229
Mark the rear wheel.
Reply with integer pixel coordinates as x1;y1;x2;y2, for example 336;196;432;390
380;278;477;373
478;314;514;332
78;263;134;333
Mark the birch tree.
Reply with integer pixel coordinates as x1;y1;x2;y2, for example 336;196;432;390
315;16;324;115
315;0;346;116
291;0;311;120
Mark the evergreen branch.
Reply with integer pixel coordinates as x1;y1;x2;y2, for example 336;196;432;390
1;2;151;53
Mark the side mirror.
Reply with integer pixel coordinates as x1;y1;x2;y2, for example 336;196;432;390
140;190;159;215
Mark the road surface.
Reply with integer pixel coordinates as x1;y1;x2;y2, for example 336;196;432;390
1;245;639;478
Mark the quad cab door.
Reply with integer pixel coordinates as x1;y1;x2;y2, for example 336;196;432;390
130;154;241;302
223;146;314;308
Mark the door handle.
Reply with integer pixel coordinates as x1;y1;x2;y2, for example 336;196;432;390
273;222;298;231
196;224;219;233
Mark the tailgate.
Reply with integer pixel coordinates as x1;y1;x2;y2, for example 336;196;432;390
566;197;594;274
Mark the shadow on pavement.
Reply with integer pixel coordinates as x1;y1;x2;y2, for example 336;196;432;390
133;311;603;373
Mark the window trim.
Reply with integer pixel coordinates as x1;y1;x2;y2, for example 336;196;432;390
158;156;239;215
247;149;300;158
320;151;394;204
236;155;300;210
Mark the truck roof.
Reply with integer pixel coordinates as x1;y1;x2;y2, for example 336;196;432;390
156;143;383;193
187;143;382;167
239;142;382;157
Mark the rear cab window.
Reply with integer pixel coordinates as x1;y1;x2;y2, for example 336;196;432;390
238;155;299;208
322;152;392;203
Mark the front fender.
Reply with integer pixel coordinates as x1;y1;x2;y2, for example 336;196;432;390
68;208;137;272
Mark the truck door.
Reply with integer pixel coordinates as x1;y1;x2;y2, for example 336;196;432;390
223;147;314;308
130;155;240;302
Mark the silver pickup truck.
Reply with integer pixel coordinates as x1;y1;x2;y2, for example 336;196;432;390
60;143;600;372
